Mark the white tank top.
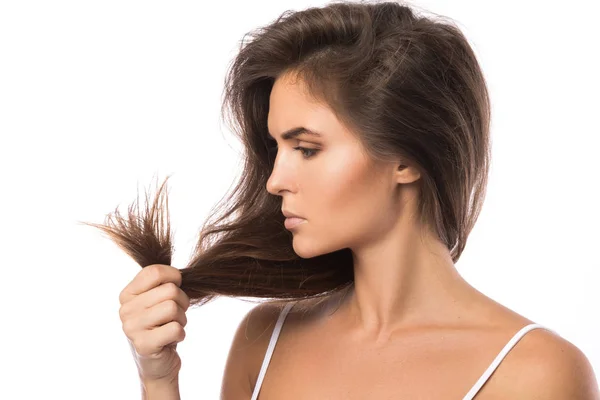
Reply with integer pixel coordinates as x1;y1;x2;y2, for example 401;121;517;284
250;301;556;400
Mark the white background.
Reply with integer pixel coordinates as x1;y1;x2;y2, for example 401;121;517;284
1;0;598;398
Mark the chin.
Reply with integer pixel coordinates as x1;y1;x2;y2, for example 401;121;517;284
292;237;341;259
291;238;321;259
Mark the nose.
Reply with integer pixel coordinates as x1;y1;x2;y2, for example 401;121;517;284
266;168;282;195
266;155;294;196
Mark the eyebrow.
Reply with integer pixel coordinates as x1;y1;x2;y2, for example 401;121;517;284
267;126;323;141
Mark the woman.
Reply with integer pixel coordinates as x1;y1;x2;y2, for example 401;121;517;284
88;1;599;398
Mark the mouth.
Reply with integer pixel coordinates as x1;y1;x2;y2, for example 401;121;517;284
284;217;307;230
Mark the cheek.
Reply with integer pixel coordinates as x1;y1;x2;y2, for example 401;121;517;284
292;155;388;256
314;156;381;227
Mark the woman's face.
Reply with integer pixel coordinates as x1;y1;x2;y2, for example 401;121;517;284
265;73;407;258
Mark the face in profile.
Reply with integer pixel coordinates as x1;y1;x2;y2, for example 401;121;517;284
266;73;414;259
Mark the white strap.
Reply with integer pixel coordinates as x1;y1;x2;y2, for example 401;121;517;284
462;323;557;399
251;310;555;400
250;302;295;400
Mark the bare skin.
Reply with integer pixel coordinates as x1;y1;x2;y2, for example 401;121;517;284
252;72;596;398
249;289;544;399
264;70;497;343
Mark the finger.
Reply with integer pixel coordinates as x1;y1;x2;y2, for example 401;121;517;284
140;300;188;330
120;282;190;321
119;264;182;305
135;321;186;357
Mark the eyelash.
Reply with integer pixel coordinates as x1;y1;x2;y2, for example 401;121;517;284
267;141;319;159
293;146;319;159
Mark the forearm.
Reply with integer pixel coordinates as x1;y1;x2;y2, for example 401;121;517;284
140;375;181;400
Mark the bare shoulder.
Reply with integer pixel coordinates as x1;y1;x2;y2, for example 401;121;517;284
220;301;290;400
225;300;307;398
456;290;599;398
494;327;599;399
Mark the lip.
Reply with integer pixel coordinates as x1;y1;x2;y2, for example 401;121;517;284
282;209;304;219
284;217;307;230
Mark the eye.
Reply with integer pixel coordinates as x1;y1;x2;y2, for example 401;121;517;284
293;146;319;159
266;139;319;160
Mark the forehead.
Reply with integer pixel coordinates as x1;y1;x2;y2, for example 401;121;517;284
267;75;336;138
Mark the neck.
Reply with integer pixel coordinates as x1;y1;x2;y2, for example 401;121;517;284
331;227;478;344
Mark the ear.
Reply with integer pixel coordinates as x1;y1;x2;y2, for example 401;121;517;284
395;162;421;184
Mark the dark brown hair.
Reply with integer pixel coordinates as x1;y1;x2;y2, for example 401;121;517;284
81;0;491;312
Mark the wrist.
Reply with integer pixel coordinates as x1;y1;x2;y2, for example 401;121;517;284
141;375;180;400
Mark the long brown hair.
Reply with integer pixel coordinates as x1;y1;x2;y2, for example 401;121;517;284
81;0;491;312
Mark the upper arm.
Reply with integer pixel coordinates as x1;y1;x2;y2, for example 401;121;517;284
533;341;599;399
507;330;600;399
220;303;283;400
